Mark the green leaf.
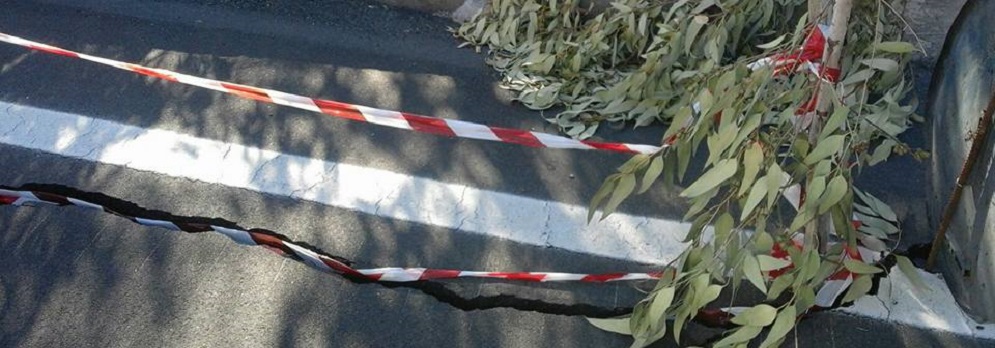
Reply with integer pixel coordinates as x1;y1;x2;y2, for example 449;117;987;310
855;213;900;234
684;15;708;54
896;255;928;289
805;176;827;209
874;41;916;54
714;212;735;242
743;255;767;293
588;177;617;222
844;259;882;274
586;316;632;335
739;142;764;197
648;287;675;323
759;306;797;348
756;34;786;49
861;58;900;72
639;156;664;194
804;135;845;165
695;284;723;309
841;69;876;86
757;255;792;272
603;174;636;220
795;286;816;313
820;106;849;139
713;325;763;347
842;275;873;304
731;304;777;327
869;140;897;165
741;177;767;220
854;189;898;222
767;274;794;300
818;176;849;214
765;163;785;207
680;159;738;198
753;232;774;255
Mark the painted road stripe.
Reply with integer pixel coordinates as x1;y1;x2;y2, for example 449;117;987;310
0;102;689;265
1;102;992;339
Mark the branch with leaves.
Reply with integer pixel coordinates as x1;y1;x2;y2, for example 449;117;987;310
456;0;927;346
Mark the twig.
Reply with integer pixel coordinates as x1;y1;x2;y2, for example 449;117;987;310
879;0;928;56
926;89;995;269
807;0;854;255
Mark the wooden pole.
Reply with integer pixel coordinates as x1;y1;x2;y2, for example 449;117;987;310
806;0;853;254
926;91;995;269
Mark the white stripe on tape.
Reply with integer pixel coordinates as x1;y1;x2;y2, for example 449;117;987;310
444;119;502;142
284;242;333;272
212;226;257;245
267;90;322;113
134;217;182;231
67;197;105;211
355;106;412;130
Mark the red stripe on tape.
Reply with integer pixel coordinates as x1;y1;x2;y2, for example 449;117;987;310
220;83;274;103
0;195;17;205
583;141;640;154
321;257;362;276
419;269;462;280
403;113;456;137
312;99;367;121
490;128;543;148
580;273;626;282
488;272;548;282
129;66;178;82
27;44;78;58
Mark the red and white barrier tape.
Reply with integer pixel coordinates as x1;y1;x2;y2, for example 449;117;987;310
0;185;881;309
0;26;835;154
0;188;663;283
0;32;662;155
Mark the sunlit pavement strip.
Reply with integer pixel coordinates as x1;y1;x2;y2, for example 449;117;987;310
1;101;992;338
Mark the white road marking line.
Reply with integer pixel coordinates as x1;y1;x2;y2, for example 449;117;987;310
0;102;689;264
1;101;991;338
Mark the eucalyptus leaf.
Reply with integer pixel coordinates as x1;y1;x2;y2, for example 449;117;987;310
874;41;916;54
861;58;900;72
713;325;763;347
743;255;767;293
731;304;777;327
759;306;797;348
896;255;928;289
588;177;617;222
842;274;873;304
741;177;767;220
818;176;849;214
714;212;735;242
767;274;794;301
756;34;786;49
586;316;633;335
739;142;764;197
804;135;845;165
757;255;792;272
648;287;676;323
680;159;738;198
844;259;882;274
603;173;637;220
639;156;665;194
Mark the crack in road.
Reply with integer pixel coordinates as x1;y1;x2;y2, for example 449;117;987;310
248;154;281;185
1;105;26;138
453;185;470;231
541;201;552;248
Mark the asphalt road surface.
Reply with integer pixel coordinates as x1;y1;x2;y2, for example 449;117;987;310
0;0;990;347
